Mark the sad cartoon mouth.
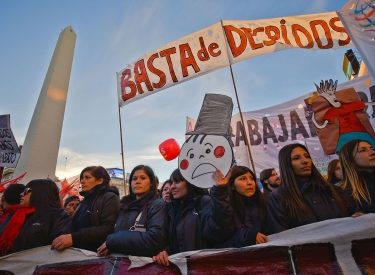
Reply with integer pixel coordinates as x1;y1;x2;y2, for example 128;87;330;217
192;163;217;179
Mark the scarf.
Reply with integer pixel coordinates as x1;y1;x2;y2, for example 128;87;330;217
0;204;20;223
0;206;35;256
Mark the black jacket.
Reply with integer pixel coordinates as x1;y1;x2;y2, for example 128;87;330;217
267;180;355;234
71;185;120;251
356;170;375;213
106;191;167;257
262;186;273;202
210;186;265;248
167;193;226;255
0;207;73;255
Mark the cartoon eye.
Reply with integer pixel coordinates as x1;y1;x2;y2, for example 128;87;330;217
206;149;211;154
214;146;225;158
180;159;189;170
189;153;194;159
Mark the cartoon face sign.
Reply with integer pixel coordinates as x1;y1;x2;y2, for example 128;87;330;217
178;134;233;188
320;92;341;108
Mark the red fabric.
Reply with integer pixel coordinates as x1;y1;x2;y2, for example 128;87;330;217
59;178;80;197
59;178;80;206
0;206;35;256
0;204;20;223
61;178;69;189
322;101;367;134
0;173;27;193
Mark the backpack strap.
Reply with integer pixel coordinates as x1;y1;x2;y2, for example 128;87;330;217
129;210;146;232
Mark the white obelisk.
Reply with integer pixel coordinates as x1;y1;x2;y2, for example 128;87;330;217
13;26;76;183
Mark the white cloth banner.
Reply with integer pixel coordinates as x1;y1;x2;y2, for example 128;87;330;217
117;23;229;106
118;12;352;107
223;12;351;64
2;215;375;274
230;74;375;176
338;0;375;79
187;75;375;176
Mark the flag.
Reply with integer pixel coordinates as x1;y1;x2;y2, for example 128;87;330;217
0;173;27;193
59;177;80;205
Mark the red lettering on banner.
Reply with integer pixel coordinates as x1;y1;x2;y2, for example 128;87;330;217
134;59;153;93
120;69;137;101
264;26;280;46
147;53;167;89
310;20;333;49
197;37;210;61
280;19;292;45
160;47;178;82
241;27;264;50
208;43;221;57
292;24;314;48
223;25;247;57
329;17;351;46
179;44;200;77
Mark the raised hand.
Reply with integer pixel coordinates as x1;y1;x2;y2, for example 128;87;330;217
212;168;232;187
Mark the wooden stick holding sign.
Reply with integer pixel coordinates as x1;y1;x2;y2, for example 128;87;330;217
220;20;257;175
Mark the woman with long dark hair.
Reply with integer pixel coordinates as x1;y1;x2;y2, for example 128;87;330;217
97;165;167;257
210;166;268;247
327;159;343;184
338;139;375;213
0;179;72;256
51;166;120;252
154;168;223;266
267;143;354;234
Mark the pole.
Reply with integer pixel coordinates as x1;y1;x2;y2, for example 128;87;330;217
63;157;67;179
118;105;127;196
219;20;257;175
228;65;257;175
0;167;4;182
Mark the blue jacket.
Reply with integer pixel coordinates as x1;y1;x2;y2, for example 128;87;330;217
106;191;167;257
210;186;265;248
167;191;231;255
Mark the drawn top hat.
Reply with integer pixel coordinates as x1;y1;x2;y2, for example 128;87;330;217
186;93;234;136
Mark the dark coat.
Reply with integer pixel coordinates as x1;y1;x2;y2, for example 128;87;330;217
167;193;226;255
106;191;167;257
0;207;73;255
356;170;375;213
267;180;355;234
210;186;264;248
71;186;120;251
262;186;273;202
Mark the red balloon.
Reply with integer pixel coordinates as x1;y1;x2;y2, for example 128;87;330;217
159;138;180;161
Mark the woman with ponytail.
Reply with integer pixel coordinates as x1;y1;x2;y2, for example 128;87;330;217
0;179;72;256
52;166;120;252
267;143;355;234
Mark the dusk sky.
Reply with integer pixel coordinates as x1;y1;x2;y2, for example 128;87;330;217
0;0;350;182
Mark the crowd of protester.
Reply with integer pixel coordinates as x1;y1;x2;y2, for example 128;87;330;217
0;139;374;265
